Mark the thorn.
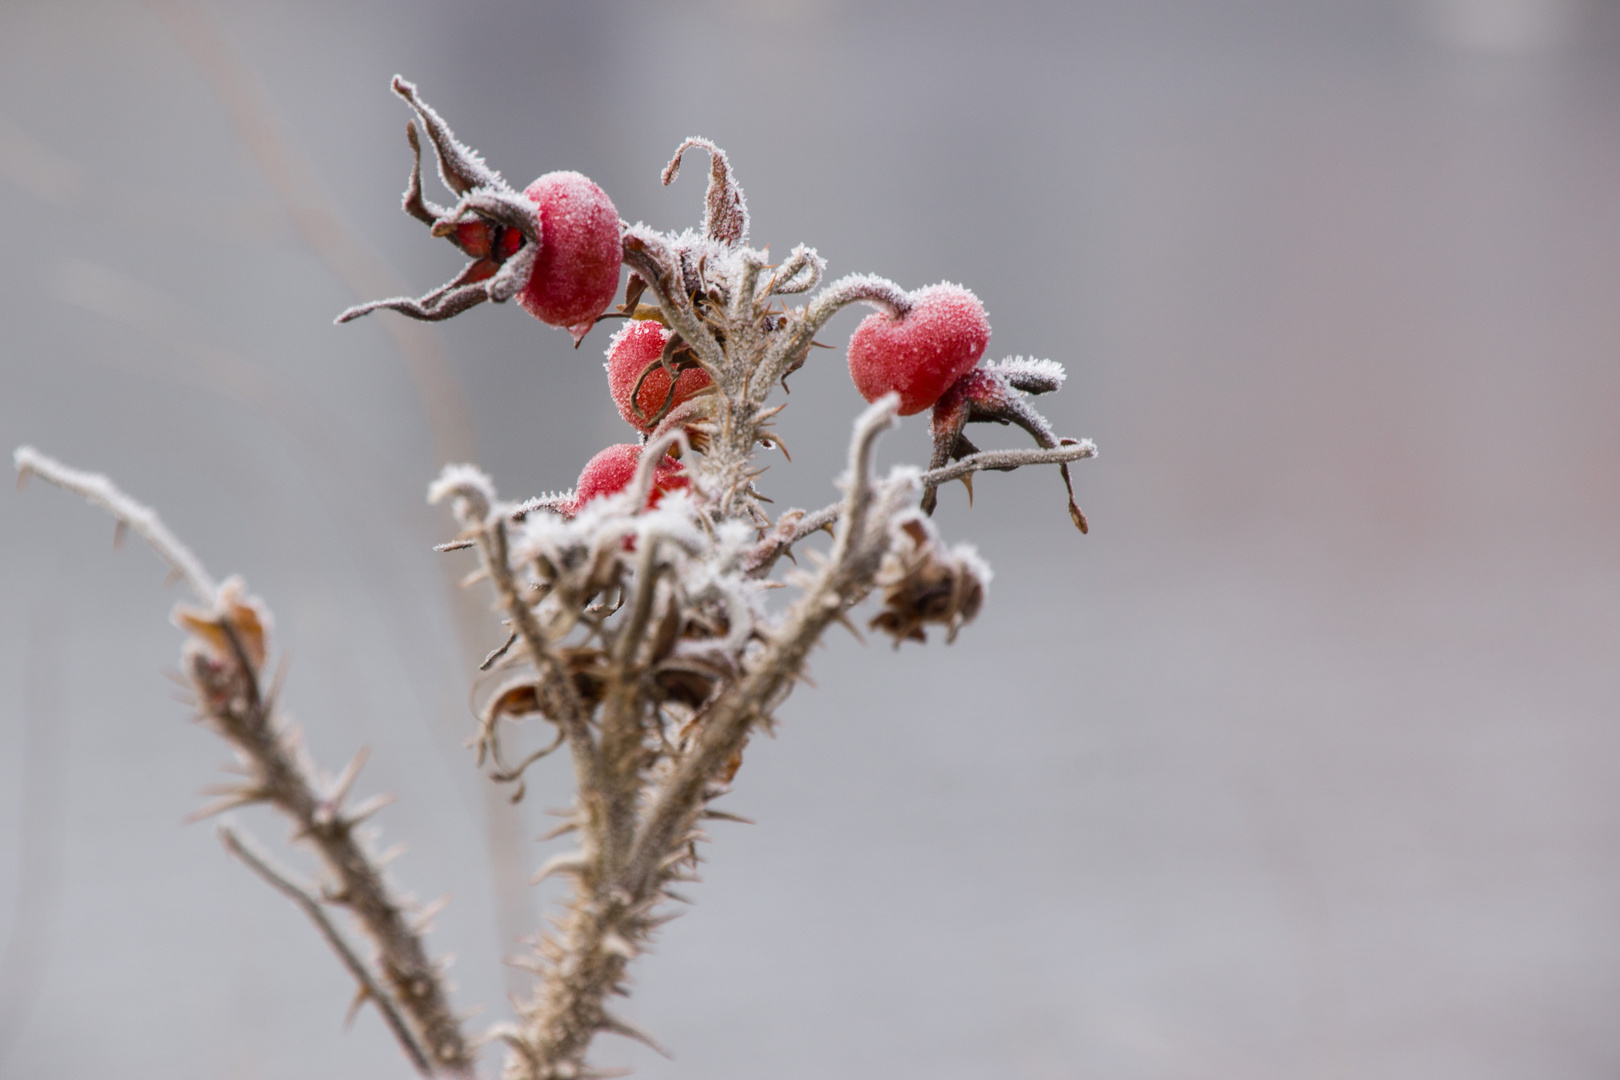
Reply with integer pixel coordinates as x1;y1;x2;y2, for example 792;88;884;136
833;610;866;646
960;473;974;507
434;538;476;552
412;894;452;931
531;851;588;885
459;567;490;588
599;932;636;960
265;653;290;713
699;809;755;825
539;819;581;842
183;789;267;823
342;792;396;826
344;983;372;1028
639;909;684;930
599;1011;672;1058
112;519;127;549
328;746;371;809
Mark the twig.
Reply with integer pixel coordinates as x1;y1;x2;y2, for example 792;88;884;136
220;824;432;1077
14;446;216;601
920;441;1096;487
16;449;474;1077
743;441;1094;576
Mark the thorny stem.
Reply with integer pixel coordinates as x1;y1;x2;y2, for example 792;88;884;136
628;399;901;887
19;118;1099;1080
220;824;432;1076
469;198;1093;1076
14;449;474;1078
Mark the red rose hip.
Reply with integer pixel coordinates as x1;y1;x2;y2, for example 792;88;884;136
516;171;624;341
570;443;690;514
605;320;712;433
847;283;991;416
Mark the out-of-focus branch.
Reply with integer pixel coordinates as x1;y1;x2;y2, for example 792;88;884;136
220;824;431;1077
14;447;216;601
15;449;474;1077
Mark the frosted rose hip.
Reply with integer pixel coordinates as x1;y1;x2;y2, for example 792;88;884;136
570;443;689;513
517;171;624;340
847;284;991;416
335;81;627;339
605;320;712;433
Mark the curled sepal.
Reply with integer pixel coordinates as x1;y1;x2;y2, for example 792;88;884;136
924;361;1088;532
337;79;541;326
765;244;826;297
869;515;990;646
662;137;749;246
390;74;504;196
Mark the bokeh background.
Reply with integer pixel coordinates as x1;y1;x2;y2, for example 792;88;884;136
1;0;1618;1077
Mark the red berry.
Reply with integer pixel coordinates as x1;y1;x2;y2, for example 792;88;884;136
847;284;990;416
605;320;712;433
515;171;623;341
570;443;690;513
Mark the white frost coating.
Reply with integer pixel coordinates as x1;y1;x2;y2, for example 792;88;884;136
14;445;218;602
951;542;993;591
427;463;496;523
986;355;1066;393
766;244;826;296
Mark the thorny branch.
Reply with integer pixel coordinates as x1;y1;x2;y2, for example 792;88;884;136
219;824;432;1076
16;101;1097;1080
13;448;474;1077
15;446;215;601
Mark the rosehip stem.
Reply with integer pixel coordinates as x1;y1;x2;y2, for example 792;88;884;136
920;440;1096;488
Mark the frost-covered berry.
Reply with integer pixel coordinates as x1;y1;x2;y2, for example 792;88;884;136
605;320;712;433
335;80;624;343
847;284;991;416
570;443;690;513
516;172;623;341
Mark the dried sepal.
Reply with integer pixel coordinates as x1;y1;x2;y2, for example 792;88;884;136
661;137;749;246
391;75;504;196
868;516;990;646
172;575;272;672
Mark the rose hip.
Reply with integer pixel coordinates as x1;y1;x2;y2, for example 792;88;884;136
570;443;690;514
847;283;990;416
516;172;623;342
605;320;712;433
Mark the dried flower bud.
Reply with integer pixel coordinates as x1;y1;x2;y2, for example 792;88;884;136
172;575;272;671
868;517;990;646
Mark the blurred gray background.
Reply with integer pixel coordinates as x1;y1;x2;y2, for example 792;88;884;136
2;0;1618;1077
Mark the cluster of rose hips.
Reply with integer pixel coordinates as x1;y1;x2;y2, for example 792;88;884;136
342;77;1082;532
